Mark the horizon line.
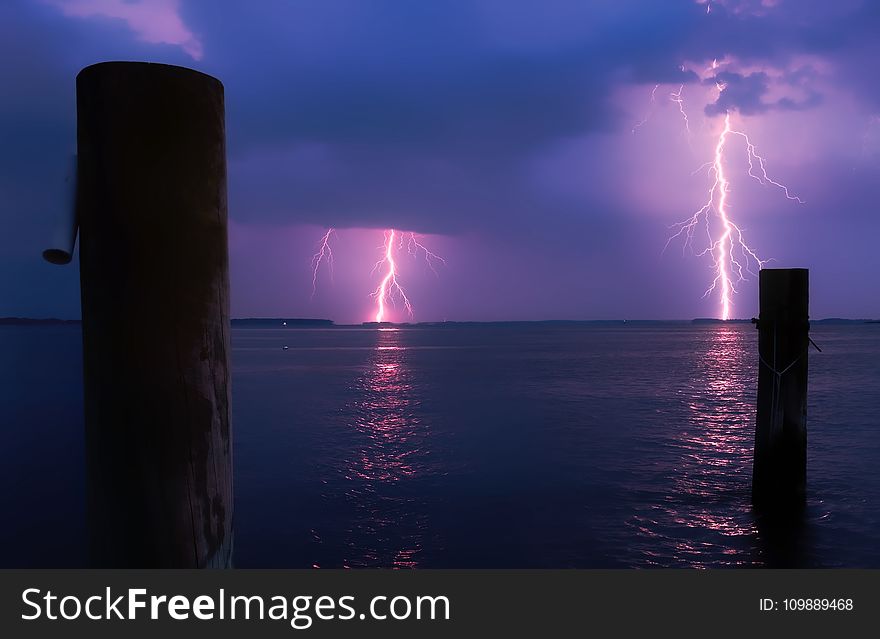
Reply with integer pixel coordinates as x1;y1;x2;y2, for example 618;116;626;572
3;316;878;325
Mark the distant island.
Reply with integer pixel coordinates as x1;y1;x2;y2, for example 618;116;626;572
231;318;333;327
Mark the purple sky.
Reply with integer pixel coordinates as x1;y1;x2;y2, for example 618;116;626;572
2;0;879;322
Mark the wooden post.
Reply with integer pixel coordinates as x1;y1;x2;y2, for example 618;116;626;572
752;268;809;509
76;62;233;567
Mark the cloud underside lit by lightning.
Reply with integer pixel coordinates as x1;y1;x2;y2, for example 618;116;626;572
666;111;803;320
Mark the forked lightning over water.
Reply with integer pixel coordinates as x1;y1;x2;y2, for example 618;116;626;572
372;229;410;323
310;228;445;323
632;51;804;319
666;109;803;319
372;230;446;322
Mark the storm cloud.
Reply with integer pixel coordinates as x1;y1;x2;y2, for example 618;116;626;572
1;0;878;321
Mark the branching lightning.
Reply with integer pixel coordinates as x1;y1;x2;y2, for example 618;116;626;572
669;85;692;139
310;228;335;298
310;227;445;323
372;229;412;323
632;84;660;134
666;111;803;320
405;232;447;275
634;82;692;140
371;229;445;323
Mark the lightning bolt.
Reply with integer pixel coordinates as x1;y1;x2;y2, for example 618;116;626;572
370;229;446;323
405;232;447;275
372;229;412;323
632;84;660;135
666;112;803;320
669;85;692;139
310;227;445;322
310;228;335;299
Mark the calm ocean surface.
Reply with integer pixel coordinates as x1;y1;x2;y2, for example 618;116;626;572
2;322;879;568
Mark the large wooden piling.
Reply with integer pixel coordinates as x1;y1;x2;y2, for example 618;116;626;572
752;268;809;508
76;62;233;567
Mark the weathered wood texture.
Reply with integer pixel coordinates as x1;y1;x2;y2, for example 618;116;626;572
77;62;232;567
752;268;809;508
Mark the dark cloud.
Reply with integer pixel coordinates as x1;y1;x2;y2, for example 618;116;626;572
1;0;879;318
704;70;822;115
179;1;712;231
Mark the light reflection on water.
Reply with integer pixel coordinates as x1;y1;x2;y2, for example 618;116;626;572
4;323;879;567
629;326;761;567
224;322;880;568
339;328;433;568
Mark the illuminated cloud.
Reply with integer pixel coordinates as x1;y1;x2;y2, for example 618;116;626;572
44;0;203;60
705;70;822;115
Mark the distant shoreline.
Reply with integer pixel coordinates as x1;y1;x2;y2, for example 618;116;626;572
232;318;333;327
3;317;878;327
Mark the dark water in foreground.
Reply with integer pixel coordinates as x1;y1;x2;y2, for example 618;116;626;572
2;323;879;567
